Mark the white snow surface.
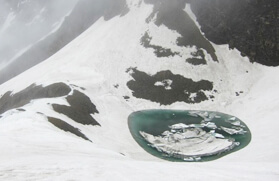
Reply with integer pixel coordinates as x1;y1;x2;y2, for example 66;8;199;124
0;1;278;180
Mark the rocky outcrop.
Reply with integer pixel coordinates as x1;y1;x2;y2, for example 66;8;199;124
48;117;92;142
52;90;100;126
190;0;278;66
127;68;214;105
145;0;218;62
0;82;100;126
0;82;71;114
0;82;99;141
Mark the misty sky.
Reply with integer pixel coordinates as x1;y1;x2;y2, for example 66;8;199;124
0;0;78;70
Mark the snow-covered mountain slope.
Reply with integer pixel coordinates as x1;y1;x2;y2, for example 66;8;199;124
0;0;278;180
0;0;128;85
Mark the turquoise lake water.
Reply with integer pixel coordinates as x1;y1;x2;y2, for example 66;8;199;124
128;109;251;162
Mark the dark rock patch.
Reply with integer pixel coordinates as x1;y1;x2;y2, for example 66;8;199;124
190;0;278;66
144;0;218;62
127;68;214;105
123;96;130;100
235;91;244;96
186;49;207;65
186;58;206;65
0;82;71;114
0;81;100;133
141;32;179;57
48;117;91;142
52;90;100;126
16;108;26;112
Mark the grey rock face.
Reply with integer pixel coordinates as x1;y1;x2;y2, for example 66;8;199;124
127;68;214;105
190;0;278;66
145;0;218;62
0;82;71;114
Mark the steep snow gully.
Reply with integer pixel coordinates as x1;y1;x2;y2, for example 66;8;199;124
0;0;278;180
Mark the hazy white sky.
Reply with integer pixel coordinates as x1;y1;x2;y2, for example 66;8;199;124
0;0;78;70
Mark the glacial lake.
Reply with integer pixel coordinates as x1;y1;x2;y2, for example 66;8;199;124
128;110;251;162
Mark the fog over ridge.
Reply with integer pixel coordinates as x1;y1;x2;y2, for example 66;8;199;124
0;0;78;70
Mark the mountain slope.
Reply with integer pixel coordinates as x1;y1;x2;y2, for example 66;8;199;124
0;0;278;180
0;0;78;70
0;0;128;84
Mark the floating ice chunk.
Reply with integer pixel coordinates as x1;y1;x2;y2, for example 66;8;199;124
188;111;200;114
209;113;216;118
231;121;241;126
234;142;240;146
169;123;189;130
198;112;209;118
221;126;247;135
197;111;214;121
188;124;203;128
183;157;201;161
188;111;199;117
202;122;217;129
226;119;245;127
215;133;225;139
229;117;236;121
210;130;225;139
203;113;216;122
172;133;187;140
162;130;172;136
183;157;194;161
